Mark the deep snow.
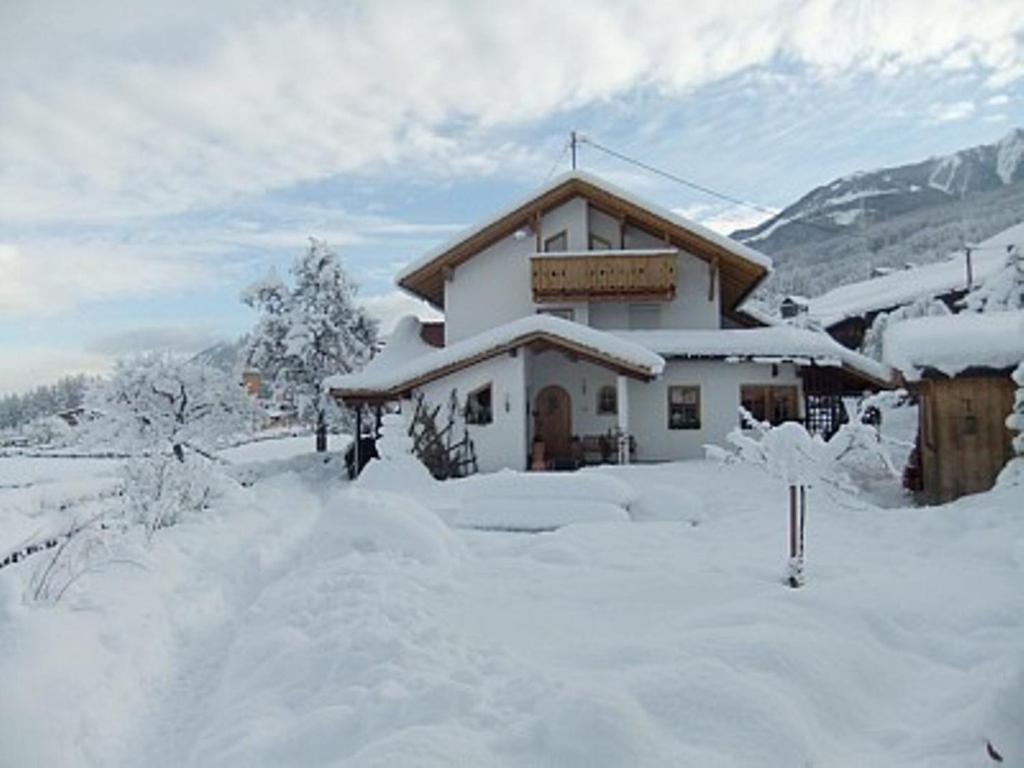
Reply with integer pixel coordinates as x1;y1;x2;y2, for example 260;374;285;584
0;436;1021;766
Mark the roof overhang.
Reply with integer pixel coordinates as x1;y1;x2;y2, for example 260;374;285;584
330;329;661;404
397;172;771;314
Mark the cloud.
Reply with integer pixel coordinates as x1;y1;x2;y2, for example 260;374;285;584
2;1;1023;224
87;325;225;356
926;99;977;123
0;347;111;395
673;204;775;235
0;242;213;317
987;93;1011;106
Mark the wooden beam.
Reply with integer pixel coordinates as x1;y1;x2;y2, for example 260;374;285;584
708;255;719;301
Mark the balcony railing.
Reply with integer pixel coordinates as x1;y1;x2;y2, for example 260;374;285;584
531;248;678;303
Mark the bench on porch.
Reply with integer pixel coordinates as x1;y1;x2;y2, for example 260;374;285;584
531;432;636;470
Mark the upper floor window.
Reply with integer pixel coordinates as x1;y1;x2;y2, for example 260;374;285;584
596;385;617;415
668;386;701;430
740;385;799;426
628;303;661;330
543;231;568;252
589;233;612;251
544;228;569;252
465;383;493;425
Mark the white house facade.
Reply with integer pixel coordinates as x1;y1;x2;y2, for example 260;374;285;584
327;171;891;474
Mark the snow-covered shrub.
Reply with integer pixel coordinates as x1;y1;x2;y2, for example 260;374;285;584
860;296;950;360
963;244;1024;313
999;360;1024;486
87;353;258;458
21;415;74;448
121;452;219;535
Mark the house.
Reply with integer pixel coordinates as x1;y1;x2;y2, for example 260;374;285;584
327;171;891;474
803;222;1024;349
884;310;1024;503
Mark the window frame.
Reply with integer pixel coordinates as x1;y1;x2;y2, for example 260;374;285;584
588;232;612;251
537;307;574;321
740;384;800;427
543;230;568;253
667;385;701;430
464;383;494;425
596;384;618;416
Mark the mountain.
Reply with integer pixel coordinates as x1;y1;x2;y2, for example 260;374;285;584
190;338;245;373
734;129;1024;297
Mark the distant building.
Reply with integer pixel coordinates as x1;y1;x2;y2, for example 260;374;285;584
884;311;1024;503
803;226;1022;349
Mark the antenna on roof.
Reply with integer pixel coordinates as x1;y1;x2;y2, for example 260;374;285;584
570;130;578;170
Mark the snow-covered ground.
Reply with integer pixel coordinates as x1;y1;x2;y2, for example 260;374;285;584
1;435;1021;766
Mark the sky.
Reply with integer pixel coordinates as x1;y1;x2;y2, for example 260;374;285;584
1;0;1023;394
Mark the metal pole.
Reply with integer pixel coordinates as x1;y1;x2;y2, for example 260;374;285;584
570;131;577;170
966;248;973;289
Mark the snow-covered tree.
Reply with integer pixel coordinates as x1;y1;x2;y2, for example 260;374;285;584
1002;361;1024;486
242;238;378;451
89;353;257;459
963;244;1024;313
860;296;951;360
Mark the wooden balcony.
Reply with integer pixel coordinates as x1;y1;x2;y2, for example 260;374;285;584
531;249;678;303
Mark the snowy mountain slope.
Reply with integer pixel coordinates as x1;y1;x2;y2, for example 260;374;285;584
734;129;1024;297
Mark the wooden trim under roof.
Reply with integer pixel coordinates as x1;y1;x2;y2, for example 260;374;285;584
399;176;769;313
329;329;659;404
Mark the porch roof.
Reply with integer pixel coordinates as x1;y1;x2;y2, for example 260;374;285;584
325;314;665;402
613;326;894;388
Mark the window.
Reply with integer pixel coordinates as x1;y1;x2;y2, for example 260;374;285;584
543;230;568;252
589;233;612;251
465;384;493;425
629;304;661;330
538;307;574;321
740;385;799;426
668;386;701;429
597;385;617;415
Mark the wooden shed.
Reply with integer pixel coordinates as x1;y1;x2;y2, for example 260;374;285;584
913;371;1015;503
884;311;1024;504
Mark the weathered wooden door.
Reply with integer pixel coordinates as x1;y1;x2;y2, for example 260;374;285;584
534;385;572;461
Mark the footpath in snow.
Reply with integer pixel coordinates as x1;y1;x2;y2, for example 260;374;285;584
1;445;1022;766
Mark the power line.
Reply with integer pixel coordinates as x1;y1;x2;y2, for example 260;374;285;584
542;138;571;184
576;134;866;242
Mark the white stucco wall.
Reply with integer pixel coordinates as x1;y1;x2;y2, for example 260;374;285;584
405;350;804;473
626;360;804;461
443;196;722;344
413;350;528;473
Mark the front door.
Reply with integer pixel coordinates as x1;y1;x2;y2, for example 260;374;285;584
534;385;572;461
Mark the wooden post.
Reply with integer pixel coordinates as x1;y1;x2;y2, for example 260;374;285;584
616;374;629;465
708;256;719;301
787;483;807;588
352;406;362;479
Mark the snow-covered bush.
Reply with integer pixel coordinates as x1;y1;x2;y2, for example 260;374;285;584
860;296;950;360
242;238;378;451
963;245;1024;313
999;360;1024;486
121;452;219;535
86;353;258;458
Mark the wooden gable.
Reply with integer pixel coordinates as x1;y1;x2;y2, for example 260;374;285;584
398;176;769;313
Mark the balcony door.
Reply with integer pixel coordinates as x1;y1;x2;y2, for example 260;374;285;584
534;385;572;461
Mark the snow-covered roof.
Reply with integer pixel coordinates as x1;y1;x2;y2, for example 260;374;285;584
614;326;892;385
395;171;773;312
807;222;1024;328
883;310;1024;380
398;171;771;284
325;314;666;398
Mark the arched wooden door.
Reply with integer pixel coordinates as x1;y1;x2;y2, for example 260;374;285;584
534;385;572;461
